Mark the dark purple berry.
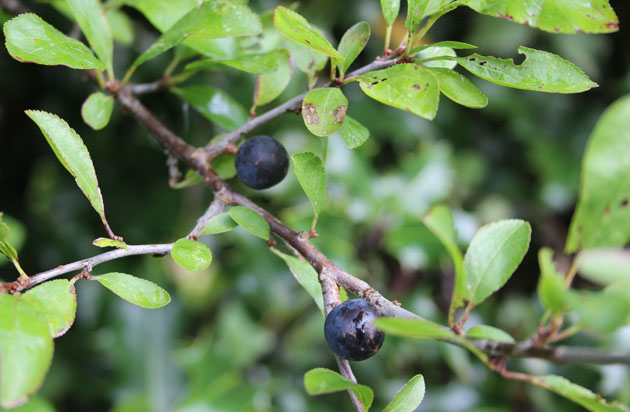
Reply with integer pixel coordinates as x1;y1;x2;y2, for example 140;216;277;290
235;135;289;189
324;299;385;361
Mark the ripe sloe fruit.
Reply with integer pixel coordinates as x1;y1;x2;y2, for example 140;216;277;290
235;135;289;189
324;299;385;361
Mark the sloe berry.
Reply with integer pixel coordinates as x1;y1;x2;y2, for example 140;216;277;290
235;135;289;189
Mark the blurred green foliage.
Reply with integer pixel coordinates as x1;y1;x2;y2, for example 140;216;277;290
1;0;629;411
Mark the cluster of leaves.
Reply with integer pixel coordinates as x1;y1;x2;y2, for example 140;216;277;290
0;0;628;410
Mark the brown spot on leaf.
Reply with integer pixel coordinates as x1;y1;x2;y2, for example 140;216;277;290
333;105;347;124
305;39;311;44
412;84;420;90
303;103;319;125
621;199;629;208
606;22;619;30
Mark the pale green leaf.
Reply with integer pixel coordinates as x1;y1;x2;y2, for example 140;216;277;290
374;317;455;340
304;368;374;410
382;374;426;412
106;9;134;45
169;169;203;189
415;45;457;69
405;0;428;32
95;272;171;308
427;67;488;108
172;85;247;130
410;41;477;54
537;247;571;312
461;0;619;34
123;0;197;32
464;219;531;305
171;239;213;271
339;115;369;149
229;206;270;240
357;63;439;120
254;49;292;107
335;21;370;77
200;212;238;235
572;290;630;333
531;375;630;412
302;88;348;137
466;325;515;343
454;47;597;93
3;13;104;69
381;0;401;26
92;237;128;249
273;6;342;59
579;248;630;286
0;214;25;266
81;92;114;130
566;96;630;252
186;51;280;74
67;0;113;72
6;397;56;412
0;294;53;408
286;36;328;87
292;152;326;216
132;0;262;69
271;249;324;315
22;280;77;338
25;111;109;229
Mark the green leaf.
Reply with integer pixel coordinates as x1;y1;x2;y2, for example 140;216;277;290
382;374;426;412
537;247;571;312
304;368;374;410
169;169;203;189
454;47;597;93
466;325;515;343
423;205;466;315
200;212;238;235
229;206;270;240
566;96;630;252
339;115;370;149
357;64;439;120
461;0;619;34
94;272;171;308
92;237;128;249
410;41;477;54
273;7;342;59
374;317;455;340
171;239;213;272
335;21;370;78
3;13;104;69
22;280;77;338
81;92;114;130
464;219;531;305
132;0;262;69
172;86;247;130
292;152;326;217
572;290;630;333
0;213;18;262
380;0;401;26
531;375;630;412
578;249;630;286
254;49;292;107
271;249;324;315
107;9;134;45
123;0;197;32
67;0;113;73
0;294;53;408
6;397;56;412
427;67;488;108
25;111;110;230
415;45;457;69
302;88;348;137
405;0;428;32
0;214;25;266
186;51;280;74
212;154;236;179
286;36;328;88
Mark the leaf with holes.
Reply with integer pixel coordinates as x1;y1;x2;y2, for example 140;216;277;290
357;64;439;120
461;0;619;34
304;368;373;410
81;92;114;130
26;111;112;235
0;294;53;408
3;13;104;69
302;88;348;137
292;152;326;216
173;85;247;130
171;239;213;272
566;96;630;252
454;47;597;93
229;206;270;240
67;0;113;73
273;6;342;59
95;272;171;308
22;280;77;338
382;374;426;412
427;67;488;109
464;219;531;305
339;115;369;149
